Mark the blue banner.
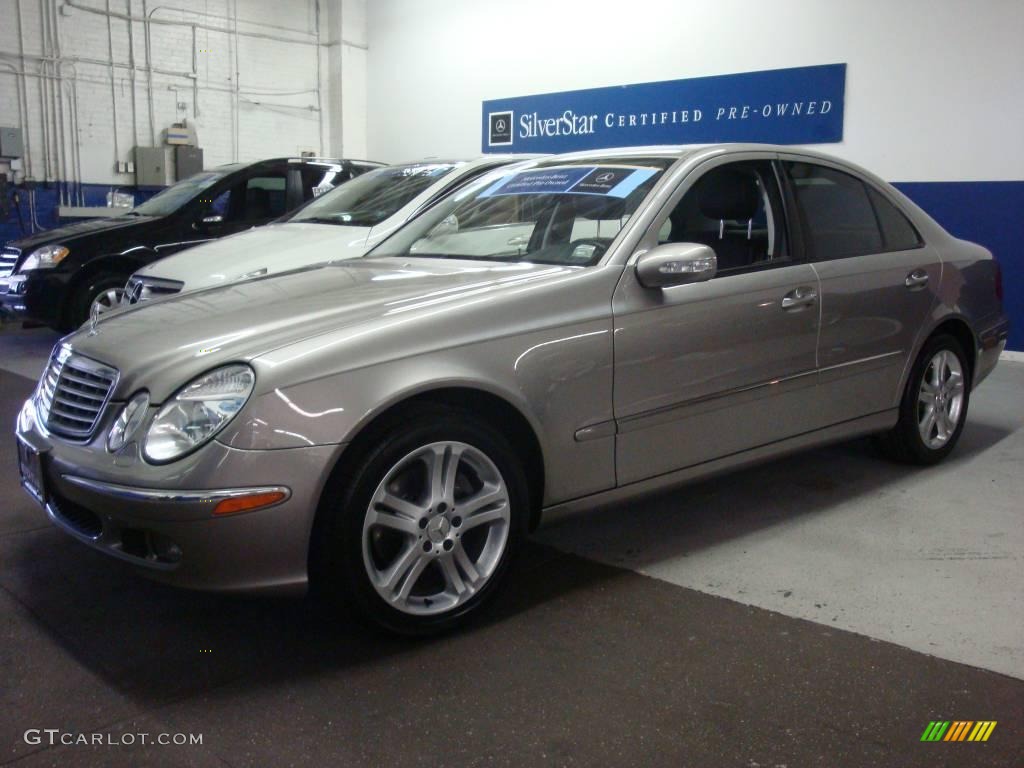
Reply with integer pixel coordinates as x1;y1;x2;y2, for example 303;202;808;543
482;64;846;153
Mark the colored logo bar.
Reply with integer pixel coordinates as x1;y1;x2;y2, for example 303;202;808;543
921;721;997;742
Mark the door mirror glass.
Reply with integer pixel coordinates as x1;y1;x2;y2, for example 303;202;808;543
635;243;717;288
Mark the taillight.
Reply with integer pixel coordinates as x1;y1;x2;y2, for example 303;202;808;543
994;261;1003;304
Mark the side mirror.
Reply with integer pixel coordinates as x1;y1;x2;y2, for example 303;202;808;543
635;243;717;289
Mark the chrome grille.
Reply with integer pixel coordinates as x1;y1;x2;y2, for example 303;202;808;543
125;275;184;304
37;345;119;440
0;247;20;279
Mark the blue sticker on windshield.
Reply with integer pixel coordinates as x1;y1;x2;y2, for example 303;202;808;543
481;166;657;199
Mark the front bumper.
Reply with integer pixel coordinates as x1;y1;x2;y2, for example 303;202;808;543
0;271;65;327
16;396;343;594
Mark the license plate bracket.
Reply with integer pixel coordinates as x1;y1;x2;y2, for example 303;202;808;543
17;440;47;506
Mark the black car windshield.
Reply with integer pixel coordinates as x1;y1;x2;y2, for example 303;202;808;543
131;171;227;216
362;158;673;267
289;162;459;227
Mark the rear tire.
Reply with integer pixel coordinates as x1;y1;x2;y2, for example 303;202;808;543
310;404;529;635
64;273;129;331
875;334;970;465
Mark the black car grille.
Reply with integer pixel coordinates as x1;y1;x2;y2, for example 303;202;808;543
125;275;184;304
37;346;119;440
0;247;20;279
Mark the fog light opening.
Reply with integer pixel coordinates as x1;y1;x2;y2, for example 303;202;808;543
213;490;288;516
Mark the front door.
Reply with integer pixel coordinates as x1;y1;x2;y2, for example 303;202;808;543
612;156;821;485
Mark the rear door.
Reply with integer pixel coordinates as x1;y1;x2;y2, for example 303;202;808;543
781;157;940;424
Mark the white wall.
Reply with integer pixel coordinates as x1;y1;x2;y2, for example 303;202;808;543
0;0;368;187
366;0;1024;182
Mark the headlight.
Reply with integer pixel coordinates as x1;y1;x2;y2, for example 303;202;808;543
107;392;150;452
143;364;255;463
20;244;70;271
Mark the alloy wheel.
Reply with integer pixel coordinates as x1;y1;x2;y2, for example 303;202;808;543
361;441;511;616
917;349;965;449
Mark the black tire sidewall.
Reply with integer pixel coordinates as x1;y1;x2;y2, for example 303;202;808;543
898;334;971;464
314;406;529;635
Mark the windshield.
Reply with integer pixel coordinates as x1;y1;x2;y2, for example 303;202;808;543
289;162;459;227
131;171;227;216
362;158;672;267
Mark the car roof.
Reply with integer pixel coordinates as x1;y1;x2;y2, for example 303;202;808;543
208;157;385;173
535;143;864;168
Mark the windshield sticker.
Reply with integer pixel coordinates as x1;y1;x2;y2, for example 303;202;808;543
481;166;658;199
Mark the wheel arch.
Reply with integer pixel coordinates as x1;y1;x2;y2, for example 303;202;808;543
60;251;154;327
318;384;547;536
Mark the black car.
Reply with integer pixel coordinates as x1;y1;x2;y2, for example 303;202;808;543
0;157;382;331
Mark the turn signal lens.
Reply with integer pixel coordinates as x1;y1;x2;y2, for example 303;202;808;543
213;490;287;516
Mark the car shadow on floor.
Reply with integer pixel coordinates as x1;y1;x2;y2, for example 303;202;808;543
535;418;1014;572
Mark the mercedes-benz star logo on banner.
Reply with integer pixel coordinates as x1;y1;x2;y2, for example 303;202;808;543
595;172;615;183
488;111;513;147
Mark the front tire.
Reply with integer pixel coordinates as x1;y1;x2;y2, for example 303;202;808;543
65;272;129;331
876;334;970;465
311;404;529;635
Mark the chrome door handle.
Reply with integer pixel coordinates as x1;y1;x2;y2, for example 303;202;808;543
905;269;930;289
781;286;817;310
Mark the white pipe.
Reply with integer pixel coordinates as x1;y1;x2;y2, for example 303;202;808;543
14;0;34;178
106;0;121;171
143;0;156;146
125;0;139;150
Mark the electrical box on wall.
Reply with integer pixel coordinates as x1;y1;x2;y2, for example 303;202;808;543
0;127;24;158
134;146;166;186
175;146;203;181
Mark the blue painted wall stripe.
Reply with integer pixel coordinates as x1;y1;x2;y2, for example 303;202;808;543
894;181;1021;351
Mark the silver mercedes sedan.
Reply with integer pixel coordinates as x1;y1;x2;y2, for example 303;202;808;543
15;145;1009;633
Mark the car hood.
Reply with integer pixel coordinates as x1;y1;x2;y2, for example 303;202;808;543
133;222;371;288
69;257;578;400
8;215;155;252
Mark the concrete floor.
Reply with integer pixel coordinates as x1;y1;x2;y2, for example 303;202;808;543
1;323;1022;766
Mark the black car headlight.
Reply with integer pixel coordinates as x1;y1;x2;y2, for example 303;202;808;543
143;364;255;463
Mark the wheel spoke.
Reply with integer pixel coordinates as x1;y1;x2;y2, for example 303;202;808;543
394;556;430;603
377;492;424;521
459;485;504;517
919;389;936;406
461;503;507;532
920;406;937;441
440;555;469;596
367;507;420;536
380;544;421;594
454;545;480;585
424;444;463;506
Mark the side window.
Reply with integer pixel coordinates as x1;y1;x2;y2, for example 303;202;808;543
242;174;287;221
866;186;922;251
785;162;883;260
203;188;231;217
658;160;787;273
